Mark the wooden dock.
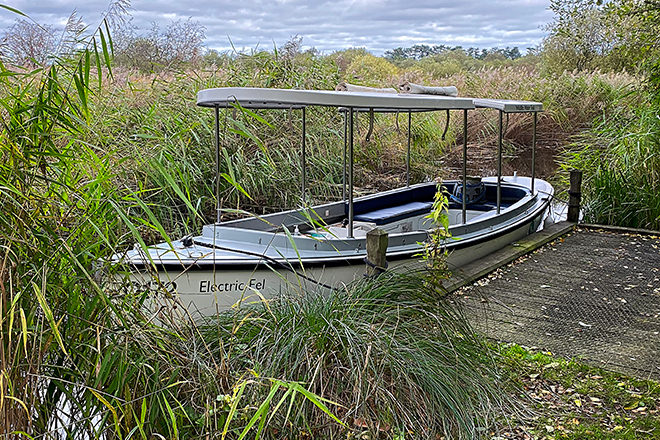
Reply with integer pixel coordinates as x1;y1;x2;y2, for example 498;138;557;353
452;223;660;379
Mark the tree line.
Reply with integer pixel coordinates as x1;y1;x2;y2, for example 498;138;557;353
2;0;659;82
384;44;523;61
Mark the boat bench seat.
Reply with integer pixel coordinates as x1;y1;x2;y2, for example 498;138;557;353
354;201;433;225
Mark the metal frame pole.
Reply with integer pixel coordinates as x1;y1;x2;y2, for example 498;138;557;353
343;111;347;201
462;109;468;224
531;111;537;194
348;108;354;238
497;110;503;214
406;111;411;187
301;107;306;202
215;105;221;224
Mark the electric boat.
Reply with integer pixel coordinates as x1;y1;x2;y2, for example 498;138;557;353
113;88;552;315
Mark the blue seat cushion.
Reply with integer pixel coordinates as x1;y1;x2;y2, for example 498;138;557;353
354;201;433;225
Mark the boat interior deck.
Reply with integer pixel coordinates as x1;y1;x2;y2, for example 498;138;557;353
219;180;530;240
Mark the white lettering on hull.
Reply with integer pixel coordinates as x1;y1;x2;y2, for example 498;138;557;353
199;278;266;293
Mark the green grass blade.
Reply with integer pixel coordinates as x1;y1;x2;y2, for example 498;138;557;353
289;382;345;426
99;28;113;78
32;282;67;356
238;382;280;440
222;380;248;439
0;4;27;16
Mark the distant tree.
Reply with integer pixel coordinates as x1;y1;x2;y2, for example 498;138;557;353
505;46;522;59
383;46;409;61
113;18;206;71
159;19;206;65
466;47;488;59
608;0;660;98
385;44;523;62
384;44;452;61
0;19;56;66
541;0;623;72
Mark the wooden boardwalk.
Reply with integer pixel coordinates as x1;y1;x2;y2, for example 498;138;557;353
456;225;660;379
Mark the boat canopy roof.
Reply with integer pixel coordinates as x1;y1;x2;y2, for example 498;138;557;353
197;87;475;111
474;98;543;113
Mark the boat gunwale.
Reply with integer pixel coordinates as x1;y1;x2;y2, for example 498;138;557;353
120;179;552;270
122;198;550;271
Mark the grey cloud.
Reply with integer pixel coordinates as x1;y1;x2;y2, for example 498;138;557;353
1;0;552;54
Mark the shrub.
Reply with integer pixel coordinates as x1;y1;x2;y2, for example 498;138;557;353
345;54;399;86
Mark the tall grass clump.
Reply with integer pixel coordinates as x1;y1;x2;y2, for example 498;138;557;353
0;6;340;438
0;7;218;436
563;92;660;229
202;271;509;439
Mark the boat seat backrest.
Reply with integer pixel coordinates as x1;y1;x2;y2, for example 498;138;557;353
484;184;527;202
354;201;434;225
350;184;439;216
346;182;527;226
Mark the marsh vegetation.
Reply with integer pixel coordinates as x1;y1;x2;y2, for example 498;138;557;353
1;0;659;438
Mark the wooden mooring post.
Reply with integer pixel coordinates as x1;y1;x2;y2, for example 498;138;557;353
567;170;582;223
365;228;388;277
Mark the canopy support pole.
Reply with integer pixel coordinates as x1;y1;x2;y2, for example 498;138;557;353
215;105;221;224
462;109;467;224
343;111;347;202
497;110;503;214
531;111;537;194
348;108;354;238
406;111;411;187
301;107;306;203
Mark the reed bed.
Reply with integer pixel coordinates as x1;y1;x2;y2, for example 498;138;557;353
75;62;633;232
0;7;644;437
562;91;660;229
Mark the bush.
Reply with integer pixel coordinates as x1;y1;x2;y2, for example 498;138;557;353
345;54;399;86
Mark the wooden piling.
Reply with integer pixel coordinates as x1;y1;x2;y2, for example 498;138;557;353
567;170;582;223
366;228;388;277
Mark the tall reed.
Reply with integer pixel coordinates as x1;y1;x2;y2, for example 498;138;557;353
0;7;335;438
563;90;660;229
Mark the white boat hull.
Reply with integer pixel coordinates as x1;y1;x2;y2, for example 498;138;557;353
120;201;545;317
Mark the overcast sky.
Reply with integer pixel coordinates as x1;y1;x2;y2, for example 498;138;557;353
1;1;553;55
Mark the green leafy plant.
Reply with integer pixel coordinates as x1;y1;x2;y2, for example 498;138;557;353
419;183;452;283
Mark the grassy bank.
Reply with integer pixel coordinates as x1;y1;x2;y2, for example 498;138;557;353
498;345;660;439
